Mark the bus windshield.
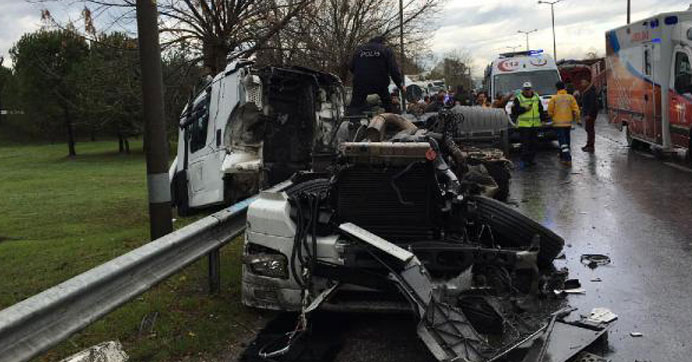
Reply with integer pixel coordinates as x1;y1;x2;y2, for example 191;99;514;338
493;70;560;98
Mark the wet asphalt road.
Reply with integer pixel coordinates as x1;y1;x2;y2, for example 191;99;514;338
242;114;692;362
510;115;692;361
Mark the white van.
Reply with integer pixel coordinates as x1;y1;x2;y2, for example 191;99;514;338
168;61;344;215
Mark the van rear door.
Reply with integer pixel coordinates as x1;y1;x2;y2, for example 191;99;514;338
642;43;661;143
669;47;692;149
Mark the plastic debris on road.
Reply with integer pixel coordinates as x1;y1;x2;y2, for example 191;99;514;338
587;308;618;324
580;254;611;269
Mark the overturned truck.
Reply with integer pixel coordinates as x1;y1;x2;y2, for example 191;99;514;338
241;110;613;361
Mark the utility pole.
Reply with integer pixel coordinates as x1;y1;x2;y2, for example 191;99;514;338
135;0;173;240
518;29;538;51
627;0;631;24
538;0;564;61
399;0;406;113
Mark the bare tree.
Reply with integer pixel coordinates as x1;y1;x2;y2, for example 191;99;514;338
34;0;311;73
256;0;441;83
428;49;473;90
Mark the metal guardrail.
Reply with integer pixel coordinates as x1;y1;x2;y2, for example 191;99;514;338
0;180;292;362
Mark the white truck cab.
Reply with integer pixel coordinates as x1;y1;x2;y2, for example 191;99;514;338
169;61;344;215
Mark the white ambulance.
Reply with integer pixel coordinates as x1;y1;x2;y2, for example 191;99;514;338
606;9;692;159
485;50;562;139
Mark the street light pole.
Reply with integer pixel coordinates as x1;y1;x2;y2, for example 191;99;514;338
627;0;631;24
538;0;564;61
518;29;538;51
135;0;173;240
399;0;406;113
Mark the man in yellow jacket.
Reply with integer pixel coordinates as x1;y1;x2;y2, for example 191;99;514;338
548;81;580;165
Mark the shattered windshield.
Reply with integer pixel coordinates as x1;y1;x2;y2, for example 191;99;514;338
494;70;560;97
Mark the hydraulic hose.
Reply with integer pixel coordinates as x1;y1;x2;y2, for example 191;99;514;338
365;113;418;141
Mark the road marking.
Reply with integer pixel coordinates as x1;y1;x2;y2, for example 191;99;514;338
663;162;692;173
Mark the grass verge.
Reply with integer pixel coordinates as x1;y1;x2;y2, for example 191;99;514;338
0;137;267;361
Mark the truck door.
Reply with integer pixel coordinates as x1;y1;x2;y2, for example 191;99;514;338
669;48;692;149
642;44;659;142
185;93;213;207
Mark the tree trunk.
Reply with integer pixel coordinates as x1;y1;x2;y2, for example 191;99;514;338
118;133;124;153
124;138;130;154
90;127;96;141
64;107;76;157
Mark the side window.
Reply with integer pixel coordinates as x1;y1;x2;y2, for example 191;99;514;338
189;95;210;153
674;52;692;94
644;48;652;76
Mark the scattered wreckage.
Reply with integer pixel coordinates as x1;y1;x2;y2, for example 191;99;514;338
241;108;615;361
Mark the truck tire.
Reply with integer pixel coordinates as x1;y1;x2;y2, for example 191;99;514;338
468;196;564;268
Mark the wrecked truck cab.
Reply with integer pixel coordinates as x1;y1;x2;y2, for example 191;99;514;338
240;110;618;362
241;112;563;312
169;62;344;215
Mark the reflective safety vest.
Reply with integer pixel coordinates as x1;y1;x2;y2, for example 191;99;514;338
516;93;542;128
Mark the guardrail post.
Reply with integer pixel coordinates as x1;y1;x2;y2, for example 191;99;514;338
208;248;221;294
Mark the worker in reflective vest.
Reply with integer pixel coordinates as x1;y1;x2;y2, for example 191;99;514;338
511;82;546;167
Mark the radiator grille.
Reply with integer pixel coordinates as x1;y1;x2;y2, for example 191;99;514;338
334;163;439;242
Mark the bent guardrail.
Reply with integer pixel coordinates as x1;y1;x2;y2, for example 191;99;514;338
0;180;291;362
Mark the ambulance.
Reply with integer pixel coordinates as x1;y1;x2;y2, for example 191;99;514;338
605;9;692;159
485;50;562;140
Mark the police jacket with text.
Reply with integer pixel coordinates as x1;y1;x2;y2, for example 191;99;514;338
350;42;403;91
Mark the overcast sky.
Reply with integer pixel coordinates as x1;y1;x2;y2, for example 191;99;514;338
1;0;690;75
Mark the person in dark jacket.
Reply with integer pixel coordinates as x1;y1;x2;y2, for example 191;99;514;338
580;79;599;152
349;36;405;114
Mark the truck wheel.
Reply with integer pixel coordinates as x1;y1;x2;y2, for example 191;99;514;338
468;196;564;268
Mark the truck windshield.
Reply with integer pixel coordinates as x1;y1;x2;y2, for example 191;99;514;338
494;70;560;97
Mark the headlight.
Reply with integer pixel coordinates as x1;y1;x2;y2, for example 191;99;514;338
243;253;288;279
